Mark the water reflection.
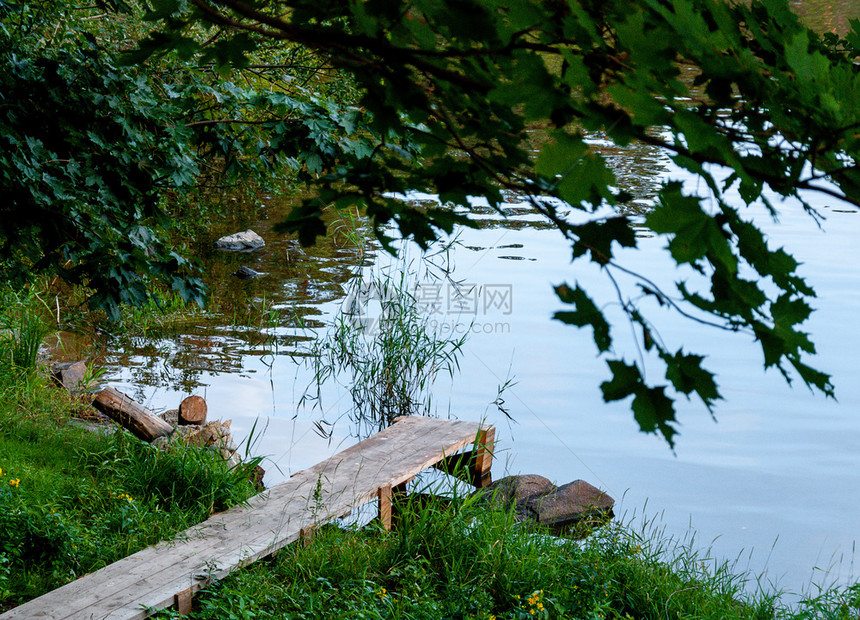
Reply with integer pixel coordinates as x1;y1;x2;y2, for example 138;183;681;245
98;127;671;398
98;212;376;393
791;0;860;35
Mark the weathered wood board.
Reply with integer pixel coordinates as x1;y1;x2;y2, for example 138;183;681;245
1;416;493;620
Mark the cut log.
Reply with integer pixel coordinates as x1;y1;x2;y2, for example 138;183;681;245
92;387;174;442
178;395;207;426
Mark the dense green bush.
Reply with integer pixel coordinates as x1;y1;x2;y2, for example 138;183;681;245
0;0;372;319
0;32;205;319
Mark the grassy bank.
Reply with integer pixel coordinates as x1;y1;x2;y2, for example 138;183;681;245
0;289;261;611
146;489;859;620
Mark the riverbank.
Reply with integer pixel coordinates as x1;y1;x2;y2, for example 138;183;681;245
0;294;262;611
1;277;858;618
150;490;856;620
1;359;857;618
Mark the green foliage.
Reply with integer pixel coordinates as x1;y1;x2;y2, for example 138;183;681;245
0;24;205;320
126;0;860;443
0;0;373;320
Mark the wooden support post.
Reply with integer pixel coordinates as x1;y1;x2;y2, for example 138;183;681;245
174;588;193;615
473;427;495;489
377;484;393;530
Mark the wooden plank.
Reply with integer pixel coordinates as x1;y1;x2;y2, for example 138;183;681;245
2;416;492;620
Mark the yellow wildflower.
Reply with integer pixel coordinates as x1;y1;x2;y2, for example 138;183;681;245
9;478;20;488
377;587;387;598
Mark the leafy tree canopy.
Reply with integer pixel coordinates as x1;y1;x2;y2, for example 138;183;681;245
132;0;860;444
5;0;860;443
0;0;367;318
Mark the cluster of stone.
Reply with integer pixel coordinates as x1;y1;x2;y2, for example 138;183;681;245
474;474;614;536
154;398;264;489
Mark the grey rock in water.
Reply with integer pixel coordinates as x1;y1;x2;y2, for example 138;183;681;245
525;480;614;531
473;474;613;536
214;230;265;251
50;361;88;393
233;266;262;279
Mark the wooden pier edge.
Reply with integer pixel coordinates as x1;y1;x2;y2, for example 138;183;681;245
0;416;494;620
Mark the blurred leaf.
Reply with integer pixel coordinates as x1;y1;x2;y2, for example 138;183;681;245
553;283;612;352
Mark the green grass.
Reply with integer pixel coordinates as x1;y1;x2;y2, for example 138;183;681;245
148;489;860;620
0;288;261;611
0;288;53;373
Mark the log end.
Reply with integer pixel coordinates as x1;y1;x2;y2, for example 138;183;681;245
179;395;207;426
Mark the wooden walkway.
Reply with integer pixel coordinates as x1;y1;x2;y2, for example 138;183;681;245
1;416;493;620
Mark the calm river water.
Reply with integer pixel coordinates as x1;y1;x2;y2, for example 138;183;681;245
97;3;860;600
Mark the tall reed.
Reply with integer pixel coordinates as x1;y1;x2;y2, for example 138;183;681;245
303;268;467;432
0;288;52;374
